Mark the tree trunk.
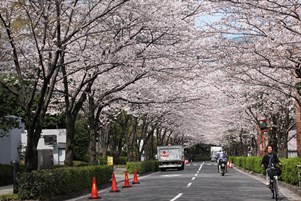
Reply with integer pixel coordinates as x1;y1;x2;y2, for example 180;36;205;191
166;130;173;145
25;129;39;171
100;145;108;158
140;128;154;160
64;114;75;166
24;114;43;171
99;124;110;158
269;129;278;154
88;128;97;165
278;132;288;158
87;95;97;165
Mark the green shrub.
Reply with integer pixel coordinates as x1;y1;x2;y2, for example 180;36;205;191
126;160;158;174
280;157;301;185
118;156;128;165
126;161;145;174
230;156;301;186
253;157;264;174
0;164;24;187
144;160;158;172
0;193;20;201
0;165;13;186
18;165;113;200
96;156;107;165
73;160;89;167
245;156;254;171
18;169;60;200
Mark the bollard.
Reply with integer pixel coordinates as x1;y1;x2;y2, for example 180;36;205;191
11;160;19;194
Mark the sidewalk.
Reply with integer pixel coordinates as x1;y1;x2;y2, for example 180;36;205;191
0;185;13;195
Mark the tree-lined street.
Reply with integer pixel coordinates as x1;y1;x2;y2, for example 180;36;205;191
68;163;301;201
1;0;301;170
2;1;301;200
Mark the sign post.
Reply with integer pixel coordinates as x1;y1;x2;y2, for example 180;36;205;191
107;156;113;166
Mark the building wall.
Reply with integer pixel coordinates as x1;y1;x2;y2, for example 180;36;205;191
0;132;13;164
0;117;24;164
21;129;66;165
288;130;297;158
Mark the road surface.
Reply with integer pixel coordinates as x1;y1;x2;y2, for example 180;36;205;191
67;162;301;201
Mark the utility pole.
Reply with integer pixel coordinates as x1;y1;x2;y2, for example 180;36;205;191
258;119;269;157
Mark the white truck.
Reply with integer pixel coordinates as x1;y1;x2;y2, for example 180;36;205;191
157;145;185;171
210;146;222;162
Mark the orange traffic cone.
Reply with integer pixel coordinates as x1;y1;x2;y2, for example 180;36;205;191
110;173;120;192
122;171;132;188
132;169;140;184
89;177;100;199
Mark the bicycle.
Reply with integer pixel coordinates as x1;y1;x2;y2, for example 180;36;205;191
267;166;280;200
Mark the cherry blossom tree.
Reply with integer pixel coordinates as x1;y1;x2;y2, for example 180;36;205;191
195;0;301;156
0;0;130;170
76;0;210;163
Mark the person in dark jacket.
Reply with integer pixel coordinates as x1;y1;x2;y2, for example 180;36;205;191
216;150;228;173
261;145;281;186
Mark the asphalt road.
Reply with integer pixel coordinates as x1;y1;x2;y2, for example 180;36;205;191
68;162;301;201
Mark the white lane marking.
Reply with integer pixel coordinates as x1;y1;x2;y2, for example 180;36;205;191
186;182;192;188
194;174;198;176
162;174;180;177
192;177;196;180
198;162;204;171
170;193;183;201
197;171;199;174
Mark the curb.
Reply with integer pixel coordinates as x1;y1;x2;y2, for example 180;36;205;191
0;185;13;195
235;166;301;197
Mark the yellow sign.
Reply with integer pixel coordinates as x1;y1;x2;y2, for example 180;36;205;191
107;156;113;166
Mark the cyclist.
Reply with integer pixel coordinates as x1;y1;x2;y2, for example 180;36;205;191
216;149;228;173
261;145;282;186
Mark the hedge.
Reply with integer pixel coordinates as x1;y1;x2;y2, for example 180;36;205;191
17;165;113;200
0;165;13;186
0;193;20;201
229;156;301;186
0;164;25;186
126;160;158;174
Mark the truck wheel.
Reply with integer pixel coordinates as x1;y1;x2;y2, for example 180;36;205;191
160;168;166;172
179;163;184;171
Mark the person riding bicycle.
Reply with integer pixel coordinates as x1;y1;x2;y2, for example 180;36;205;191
261;145;282;186
216;149;228;173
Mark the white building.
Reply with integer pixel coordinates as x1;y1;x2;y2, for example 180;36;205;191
0;114;67;168
288;130;298;158
0;116;24;164
21;129;66;166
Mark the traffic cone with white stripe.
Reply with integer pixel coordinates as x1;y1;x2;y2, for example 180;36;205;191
110;172;120;192
89;177;100;199
122;171;132;188
132;169;140;184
